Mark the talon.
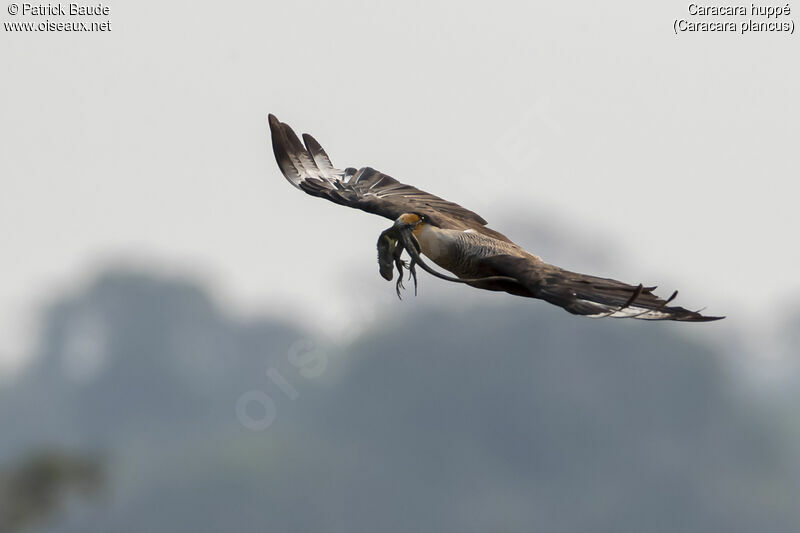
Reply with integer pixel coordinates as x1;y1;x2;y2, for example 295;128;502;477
409;259;418;296
395;258;407;299
394;257;407;301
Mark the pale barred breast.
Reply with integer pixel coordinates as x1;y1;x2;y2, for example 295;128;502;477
414;225;535;276
454;230;527;259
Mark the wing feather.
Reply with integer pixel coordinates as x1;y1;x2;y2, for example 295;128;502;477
268;114;503;237
475;254;723;322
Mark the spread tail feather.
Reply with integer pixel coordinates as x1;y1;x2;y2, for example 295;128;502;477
479;255;724;322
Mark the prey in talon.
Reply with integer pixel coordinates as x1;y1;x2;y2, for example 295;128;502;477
377;225;418;298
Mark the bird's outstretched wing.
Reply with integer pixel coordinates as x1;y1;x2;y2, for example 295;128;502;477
269;114;508;239
474;254;723;321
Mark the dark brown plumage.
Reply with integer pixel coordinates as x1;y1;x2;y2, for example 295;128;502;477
268;114;723;322
269;114;511;242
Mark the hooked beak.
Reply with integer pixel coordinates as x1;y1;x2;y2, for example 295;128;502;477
394;213;424;230
393;219;421;230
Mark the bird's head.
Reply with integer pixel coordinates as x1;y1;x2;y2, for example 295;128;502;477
394;213;427;230
393;213;427;255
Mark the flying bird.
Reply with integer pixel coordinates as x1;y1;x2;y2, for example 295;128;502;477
268;114;722;322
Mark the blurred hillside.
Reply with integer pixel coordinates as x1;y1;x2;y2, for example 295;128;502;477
0;451;102;532
0;269;798;532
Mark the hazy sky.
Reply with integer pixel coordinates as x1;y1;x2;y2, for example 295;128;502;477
1;1;798;374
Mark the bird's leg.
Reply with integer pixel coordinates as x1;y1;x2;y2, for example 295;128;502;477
395;260;406;299
408;257;418;296
394;260;407;298
393;242;407;279
393;238;408;299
